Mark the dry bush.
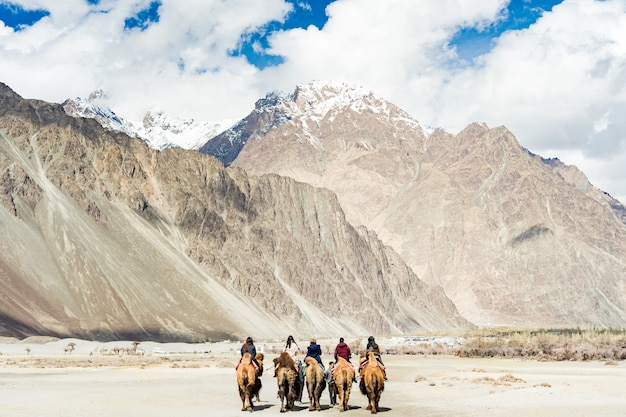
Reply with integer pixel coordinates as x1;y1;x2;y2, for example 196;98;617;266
455;328;626;361
394;343;456;356
472;376;496;384
498;374;526;385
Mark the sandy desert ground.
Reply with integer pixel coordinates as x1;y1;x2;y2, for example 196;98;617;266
0;337;625;417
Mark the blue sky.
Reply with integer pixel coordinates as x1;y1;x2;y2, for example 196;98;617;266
230;0;335;69
450;0;565;61
123;0;161;31
233;0;566;68
227;0;566;68
0;2;49;30
0;0;564;66
0;0;625;203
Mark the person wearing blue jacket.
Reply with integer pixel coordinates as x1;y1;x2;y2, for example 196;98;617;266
306;338;324;366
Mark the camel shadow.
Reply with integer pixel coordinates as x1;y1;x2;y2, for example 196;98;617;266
293;403;310;411
323;404;365;411
251;403;274;411
340;405;391;413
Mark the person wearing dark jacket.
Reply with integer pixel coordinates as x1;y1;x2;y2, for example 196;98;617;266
366;336;380;354
306;338;324;366
334;337;357;382
240;336;262;375
298;338;323;402
334;337;351;362
364;336;386;379
241;336;257;357
325;361;337;406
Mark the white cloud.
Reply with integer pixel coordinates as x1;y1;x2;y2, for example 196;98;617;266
0;0;290;120
260;0;507;98
297;2;312;12
432;0;626;201
0;0;625;202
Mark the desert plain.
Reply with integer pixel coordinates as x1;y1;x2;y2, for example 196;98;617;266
0;337;625;417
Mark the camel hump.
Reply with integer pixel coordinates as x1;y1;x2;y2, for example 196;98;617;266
241;352;252;365
367;351;380;364
276;351;296;369
304;356;318;367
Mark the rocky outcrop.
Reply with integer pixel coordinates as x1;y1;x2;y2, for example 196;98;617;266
223;82;626;328
0;82;468;341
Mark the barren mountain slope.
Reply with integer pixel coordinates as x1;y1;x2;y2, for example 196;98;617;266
222;82;626;328
0;83;468;341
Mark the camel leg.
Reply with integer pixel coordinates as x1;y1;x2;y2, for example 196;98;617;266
278;389;286;413
287;387;297;411
365;390;373;411
243;392;250;412
368;390;378;414
337;386;344;412
307;383;314;411
245;384;256;411
313;392;320;411
338;385;343;411
239;386;247;411
343;382;351;411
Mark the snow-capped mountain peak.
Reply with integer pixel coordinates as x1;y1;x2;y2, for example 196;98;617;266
62;91;137;138
199;80;430;166
255;81;379;119
136;110;233;151
62;92;232;151
253;81;424;132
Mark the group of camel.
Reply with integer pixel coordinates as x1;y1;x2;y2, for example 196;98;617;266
236;350;385;413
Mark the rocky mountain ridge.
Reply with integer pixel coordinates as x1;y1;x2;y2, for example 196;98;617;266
200;81;626;328
0;82;468;341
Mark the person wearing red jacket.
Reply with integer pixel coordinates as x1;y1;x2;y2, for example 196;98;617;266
334;337;351;363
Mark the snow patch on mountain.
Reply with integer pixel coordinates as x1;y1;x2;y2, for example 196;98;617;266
62;91;232;151
136;111;233;151
259;81;428;141
200;80;433;165
62;90;138;138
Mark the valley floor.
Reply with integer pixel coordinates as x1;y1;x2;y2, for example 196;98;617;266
0;339;624;417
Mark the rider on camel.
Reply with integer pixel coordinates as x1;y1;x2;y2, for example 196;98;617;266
274;335;300;377
240;336;262;376
297;338;324;403
334;337;352;363
284;335;300;360
334;336;356;381
306;338;324;368
361;336;386;379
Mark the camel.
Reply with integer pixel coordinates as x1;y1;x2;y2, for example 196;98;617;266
304;356;326;411
359;351;385;414
274;352;300;412
332;356;355;412
236;352;262;411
